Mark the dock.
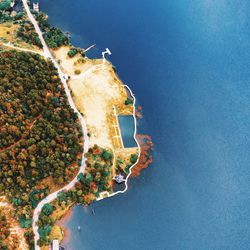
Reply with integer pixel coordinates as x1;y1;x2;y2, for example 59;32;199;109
84;44;96;53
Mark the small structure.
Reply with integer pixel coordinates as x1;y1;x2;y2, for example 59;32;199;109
105;48;111;55
114;174;126;184
102;48;112;63
51;239;59;250
33;2;39;12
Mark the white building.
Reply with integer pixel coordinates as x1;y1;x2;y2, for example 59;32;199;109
33;2;39;12
114;174;125;183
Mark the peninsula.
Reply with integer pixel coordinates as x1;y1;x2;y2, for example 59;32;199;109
0;0;153;249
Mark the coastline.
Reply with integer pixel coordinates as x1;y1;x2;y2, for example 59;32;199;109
56;207;73;245
106;84;141;198
8;0;250;249
47;61;142;247
0;1;152;248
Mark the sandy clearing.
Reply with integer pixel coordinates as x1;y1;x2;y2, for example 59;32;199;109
0;22;18;42
69;63;127;148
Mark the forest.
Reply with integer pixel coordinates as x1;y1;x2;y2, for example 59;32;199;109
0;50;83;247
34;12;69;48
16;18;43;48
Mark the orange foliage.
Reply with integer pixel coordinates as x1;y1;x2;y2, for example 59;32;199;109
90;182;98;193
0;115;41;153
75;182;82;190
135;109;143;119
93;148;102;155
6;102;11;113
131;134;154;177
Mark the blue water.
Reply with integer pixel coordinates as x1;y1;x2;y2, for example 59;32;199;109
40;1;250;249
118;116;137;148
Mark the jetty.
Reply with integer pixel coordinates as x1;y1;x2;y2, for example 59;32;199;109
84;44;96;53
102;48;112;63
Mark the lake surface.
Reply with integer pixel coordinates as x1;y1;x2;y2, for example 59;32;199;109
40;1;250;249
118;115;137;148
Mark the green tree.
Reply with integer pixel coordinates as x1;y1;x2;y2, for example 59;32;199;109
41;203;53;216
130;154;138;164
101;150;113;161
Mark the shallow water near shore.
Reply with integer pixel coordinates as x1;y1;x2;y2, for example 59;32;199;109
40;0;250;249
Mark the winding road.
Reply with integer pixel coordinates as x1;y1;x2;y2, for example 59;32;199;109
21;1;89;249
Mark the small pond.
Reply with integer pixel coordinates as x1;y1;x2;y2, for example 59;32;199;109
118;115;137;148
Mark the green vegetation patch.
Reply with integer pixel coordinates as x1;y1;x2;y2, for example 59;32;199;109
19;217;33;229
130;153;138;164
67;47;78;58
16;19;42;47
0;0;11;11
34;12;69;48
68;46;85;58
125;97;133;105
